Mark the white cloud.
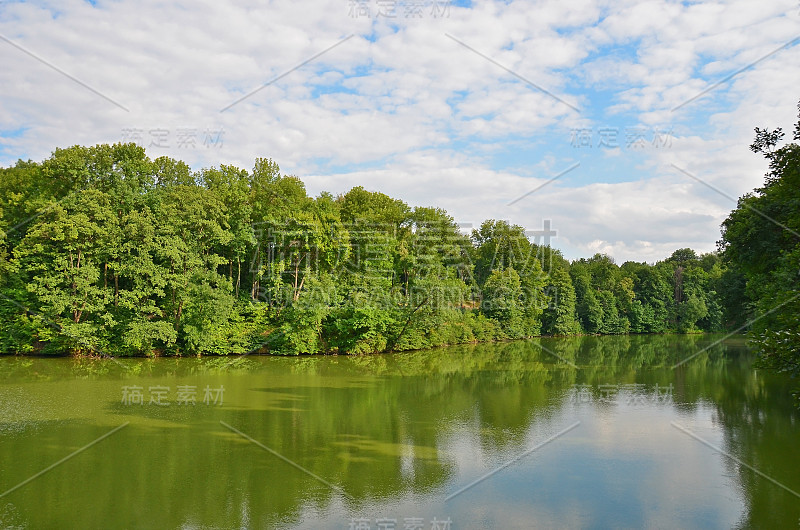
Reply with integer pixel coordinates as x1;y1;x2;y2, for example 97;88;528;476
1;0;798;263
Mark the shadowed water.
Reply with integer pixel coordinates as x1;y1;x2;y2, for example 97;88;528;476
0;334;798;528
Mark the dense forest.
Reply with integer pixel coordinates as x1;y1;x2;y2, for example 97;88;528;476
0;105;797;370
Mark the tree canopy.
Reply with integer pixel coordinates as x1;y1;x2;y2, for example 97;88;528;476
719;101;800;380
1;109;797;361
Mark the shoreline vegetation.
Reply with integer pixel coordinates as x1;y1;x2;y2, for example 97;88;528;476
0;105;798;378
0;330;713;360
0;148;732;357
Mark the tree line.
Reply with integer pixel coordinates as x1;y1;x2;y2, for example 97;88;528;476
0;103;797;363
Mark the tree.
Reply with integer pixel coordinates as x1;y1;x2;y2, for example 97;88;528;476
572;262;602;333
720;102;800;377
199;165;254;298
667;248;699;268
112;207;177;354
152;155;194;187
0;141;758;357
249;158;313;301
335;186;410;292
481;268;524;337
542;268;579;335
471;220;538;287
14;189;117;353
148;186;233;353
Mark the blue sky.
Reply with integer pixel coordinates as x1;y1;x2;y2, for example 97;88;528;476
1;0;799;262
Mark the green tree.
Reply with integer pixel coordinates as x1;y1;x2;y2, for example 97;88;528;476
481;268;524;337
13;189;117;353
148;186;233;353
720;103;800;377
542;268;579;335
113;206;177;354
571;263;603;333
249;158;313;300
472;220;538;287
200;165;254;298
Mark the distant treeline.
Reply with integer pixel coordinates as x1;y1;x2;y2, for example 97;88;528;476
0;104;797;366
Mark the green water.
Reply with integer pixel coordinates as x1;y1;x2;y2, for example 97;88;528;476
0;334;798;529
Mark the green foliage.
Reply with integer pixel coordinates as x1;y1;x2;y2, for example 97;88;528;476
324;291;397;354
13;189;117;352
721;103;800;378
0;141;758;357
542;268;579;335
271;274;339;355
472;220;536;286
481;268;525;337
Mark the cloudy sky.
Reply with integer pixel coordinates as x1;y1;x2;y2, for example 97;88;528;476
1;0;799;262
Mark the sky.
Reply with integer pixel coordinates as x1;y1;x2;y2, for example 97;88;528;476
1;0;799;263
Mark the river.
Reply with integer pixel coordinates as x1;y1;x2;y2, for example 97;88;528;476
0;334;798;528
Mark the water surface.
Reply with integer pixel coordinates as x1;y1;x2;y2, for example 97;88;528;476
1;334;798;528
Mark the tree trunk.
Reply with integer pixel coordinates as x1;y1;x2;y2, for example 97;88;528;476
294;276;305;302
236;258;241;298
293;259;300;301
